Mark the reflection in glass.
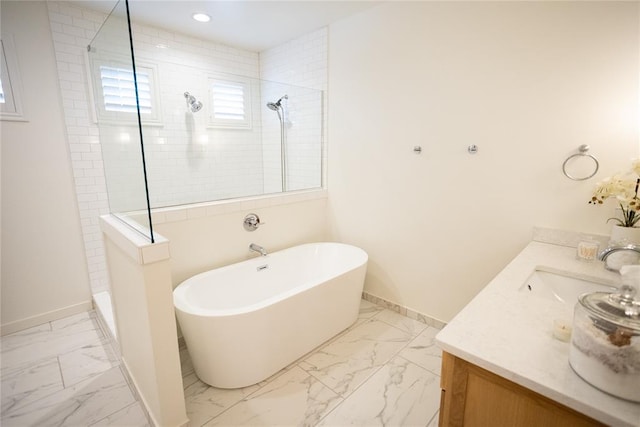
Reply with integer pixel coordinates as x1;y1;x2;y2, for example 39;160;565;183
87;0;154;241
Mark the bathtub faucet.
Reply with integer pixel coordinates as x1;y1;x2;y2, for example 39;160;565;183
249;243;267;256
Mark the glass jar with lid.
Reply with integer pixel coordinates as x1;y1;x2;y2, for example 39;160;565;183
569;265;640;402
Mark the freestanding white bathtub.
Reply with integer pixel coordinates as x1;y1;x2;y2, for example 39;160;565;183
173;242;368;389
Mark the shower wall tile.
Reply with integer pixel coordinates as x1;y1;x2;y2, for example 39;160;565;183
47;1;110;295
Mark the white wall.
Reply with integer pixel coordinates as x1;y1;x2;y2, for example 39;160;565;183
1;1;91;333
328;1;639;322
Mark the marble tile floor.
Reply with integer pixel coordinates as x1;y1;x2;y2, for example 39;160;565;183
1;311;149;427
1;300;443;426
181;300;443;426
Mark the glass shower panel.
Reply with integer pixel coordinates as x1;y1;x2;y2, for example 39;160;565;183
261;80;323;195
87;0;154;241
136;62;323;208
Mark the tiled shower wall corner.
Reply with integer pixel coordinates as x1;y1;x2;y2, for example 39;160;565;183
47;1;329;295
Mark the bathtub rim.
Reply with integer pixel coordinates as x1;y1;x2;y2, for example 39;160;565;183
173;242;368;317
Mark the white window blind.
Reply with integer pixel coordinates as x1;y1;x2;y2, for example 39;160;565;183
0;78;5;104
100;66;152;114
212;81;245;120
209;77;251;128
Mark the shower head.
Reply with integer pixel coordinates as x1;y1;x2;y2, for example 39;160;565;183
184;92;203;113
267;94;288;111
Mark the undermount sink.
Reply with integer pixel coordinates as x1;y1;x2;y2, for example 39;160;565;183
520;269;617;308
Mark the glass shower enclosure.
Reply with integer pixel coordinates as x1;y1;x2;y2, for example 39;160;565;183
87;0;155;242
87;0;324;243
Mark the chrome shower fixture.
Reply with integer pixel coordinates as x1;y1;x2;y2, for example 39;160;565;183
267;94;288;111
184;92;203;113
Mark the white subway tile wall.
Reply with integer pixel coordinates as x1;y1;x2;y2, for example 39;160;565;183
48;1;110;294
47;1;328;294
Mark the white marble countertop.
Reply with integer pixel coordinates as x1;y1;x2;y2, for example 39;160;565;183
436;238;640;426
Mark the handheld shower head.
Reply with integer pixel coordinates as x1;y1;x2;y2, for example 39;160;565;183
267;94;288;111
184;92;203;113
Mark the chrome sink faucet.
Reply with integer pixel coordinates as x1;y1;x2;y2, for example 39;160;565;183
249;243;267;256
598;243;640;271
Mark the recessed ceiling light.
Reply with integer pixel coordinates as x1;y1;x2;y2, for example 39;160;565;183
192;13;211;23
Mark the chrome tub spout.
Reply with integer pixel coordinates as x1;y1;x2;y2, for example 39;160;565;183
249;243;267;256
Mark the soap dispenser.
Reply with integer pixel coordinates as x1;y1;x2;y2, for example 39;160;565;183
569;265;640;402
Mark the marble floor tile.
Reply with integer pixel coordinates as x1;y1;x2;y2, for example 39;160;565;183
58;337;120;387
317;357;441;427
399;326;443;376
1;366;135;427
299;319;413;397
357;299;385;321
183;373;261;426
50;312;99;333
427;410;440;427
2;314;104;369
90;402;149;427
1;356;64;415
204;366;342;427
1;324;53;367
374;309;429;337
179;347;195;378
2;304;445;427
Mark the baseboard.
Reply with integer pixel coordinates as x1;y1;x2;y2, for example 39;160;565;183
1;301;93;336
119;358;190;427
362;291;447;330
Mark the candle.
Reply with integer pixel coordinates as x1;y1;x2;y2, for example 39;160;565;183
553;318;572;342
576;238;599;262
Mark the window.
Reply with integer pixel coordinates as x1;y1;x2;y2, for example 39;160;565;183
0;78;5;103
208;76;252;129
86;54;161;125
99;66;152;114
0;36;26;121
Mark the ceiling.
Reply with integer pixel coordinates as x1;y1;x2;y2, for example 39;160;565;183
74;0;381;52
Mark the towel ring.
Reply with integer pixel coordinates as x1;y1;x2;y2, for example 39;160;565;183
562;144;599;181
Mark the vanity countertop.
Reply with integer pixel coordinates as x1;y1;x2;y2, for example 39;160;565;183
436;240;640;426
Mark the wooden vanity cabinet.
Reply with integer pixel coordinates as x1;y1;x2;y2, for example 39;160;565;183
438;351;606;427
